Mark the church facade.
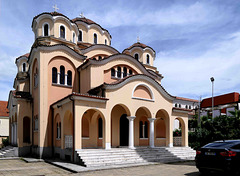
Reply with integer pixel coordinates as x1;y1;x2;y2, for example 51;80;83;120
7;10;197;162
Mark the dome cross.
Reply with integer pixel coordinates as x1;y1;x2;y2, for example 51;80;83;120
53;4;59;12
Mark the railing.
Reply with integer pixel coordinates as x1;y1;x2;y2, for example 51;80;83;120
173;136;182;146
65;135;72;149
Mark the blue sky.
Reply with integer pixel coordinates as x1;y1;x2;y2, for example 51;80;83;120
1;0;240;101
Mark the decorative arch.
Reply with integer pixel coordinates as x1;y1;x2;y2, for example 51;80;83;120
111;104;131;147
155;109;170;147
173;117;186;147
81;109;106;148
132;83;154;101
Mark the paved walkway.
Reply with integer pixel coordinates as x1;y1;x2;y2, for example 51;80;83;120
0;159;224;176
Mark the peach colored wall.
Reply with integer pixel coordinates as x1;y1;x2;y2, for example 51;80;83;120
82;117;89;137
48;56;77;106
80;66;91;94
103;65;137;84
156;119;166;138
76;24;88;43
84;48;116;59
133;85;152;99
37;18;54;37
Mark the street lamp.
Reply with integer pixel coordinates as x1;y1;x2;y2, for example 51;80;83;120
210;77;214;119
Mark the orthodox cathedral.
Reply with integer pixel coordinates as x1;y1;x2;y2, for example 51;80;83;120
7;8;197;162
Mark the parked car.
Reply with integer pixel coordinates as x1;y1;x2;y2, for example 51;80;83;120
195;140;240;175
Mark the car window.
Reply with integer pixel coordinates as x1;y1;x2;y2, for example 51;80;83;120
231;144;240;149
204;142;235;148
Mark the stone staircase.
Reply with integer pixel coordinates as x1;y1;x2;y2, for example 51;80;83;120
0;146;18;158
76;147;196;167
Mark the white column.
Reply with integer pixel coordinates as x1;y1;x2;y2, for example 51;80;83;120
57;73;60;84
148;118;156;148
127;116;136;149
65;74;68;85
115;70;118;78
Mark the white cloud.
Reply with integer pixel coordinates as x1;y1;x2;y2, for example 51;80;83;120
155;32;240;99
87;2;223;28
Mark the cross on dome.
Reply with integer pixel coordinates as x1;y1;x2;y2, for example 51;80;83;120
80;12;84;18
137;36;140;43
53;4;59;12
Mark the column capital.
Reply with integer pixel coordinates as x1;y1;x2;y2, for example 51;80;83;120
148;118;156;122
127;116;136;121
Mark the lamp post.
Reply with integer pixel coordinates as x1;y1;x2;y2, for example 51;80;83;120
210;77;214;119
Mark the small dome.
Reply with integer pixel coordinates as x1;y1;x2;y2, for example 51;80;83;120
124;42;155;53
72;17;96;25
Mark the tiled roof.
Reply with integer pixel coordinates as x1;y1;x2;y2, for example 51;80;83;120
176;97;199;102
15;53;30;62
201;92;239;108
32;12;72;27
0;101;9;117
72;17;96;25
123;42;155;53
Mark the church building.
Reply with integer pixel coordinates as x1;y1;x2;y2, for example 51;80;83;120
7;9;197;162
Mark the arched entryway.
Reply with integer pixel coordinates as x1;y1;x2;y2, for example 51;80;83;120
63;111;73;149
134;107;151;146
173;117;186;146
81;109;105;148
120;114;129;146
111;104;130;147
155;109;170;147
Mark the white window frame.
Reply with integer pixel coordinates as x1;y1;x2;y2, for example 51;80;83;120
73;32;75;43
42;22;50;37
59;24;66;39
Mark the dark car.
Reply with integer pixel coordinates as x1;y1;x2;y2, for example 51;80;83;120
195;140;240;175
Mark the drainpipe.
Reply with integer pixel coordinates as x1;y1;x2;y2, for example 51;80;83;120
51;106;54;158
69;96;75;162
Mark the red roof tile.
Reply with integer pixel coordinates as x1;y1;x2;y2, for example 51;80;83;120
176;97;199;102
0;101;9;117
201;92;239;108
72;17;96;25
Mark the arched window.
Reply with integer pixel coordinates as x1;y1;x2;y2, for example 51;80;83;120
60;66;65;85
146;54;150;64
22;63;26;72
129;69;133;75
179;104;181;108
134;53;139;60
117;67;121;78
44;24;49;36
52;67;57;83
189;105;192;109
98;118;103;138
60;26;65;39
59;122;61;138
78;30;82;41
98;56;102;60
175;103;177;107
105;39;107;45
144;121;148;138
139;121;143;138
123;67;127;77
67;70;72;86
73;32;75;43
111;68;115;77
56;123;59;138
94;33;97;44
185;105;188;109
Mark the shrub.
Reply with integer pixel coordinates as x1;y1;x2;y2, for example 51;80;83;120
2;137;9;147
